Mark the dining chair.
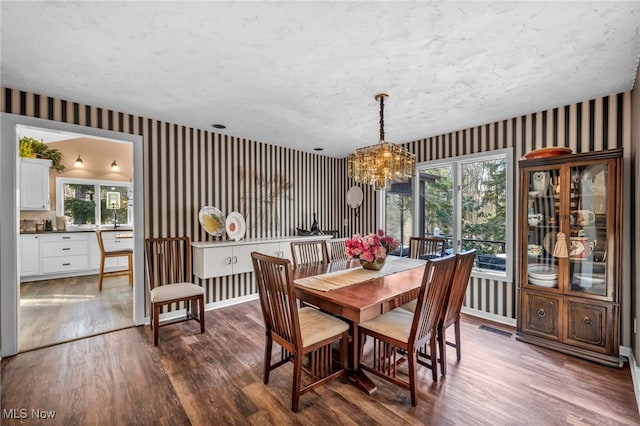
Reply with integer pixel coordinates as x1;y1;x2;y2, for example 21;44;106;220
144;236;205;346
290;239;329;268
95;230;133;291
409;236;447;260
358;255;457;405
394;236;447;311
327;237;349;262
251;252;349;412
437;249;476;376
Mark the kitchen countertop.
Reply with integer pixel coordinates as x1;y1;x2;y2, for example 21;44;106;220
21;227;133;235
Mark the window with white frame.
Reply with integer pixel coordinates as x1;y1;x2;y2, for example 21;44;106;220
381;148;513;280
56;177;132;227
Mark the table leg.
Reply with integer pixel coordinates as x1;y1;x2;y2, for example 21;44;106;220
347;322;377;395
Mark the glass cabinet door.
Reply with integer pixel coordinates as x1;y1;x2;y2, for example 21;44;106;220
567;163;609;296
525;167;561;290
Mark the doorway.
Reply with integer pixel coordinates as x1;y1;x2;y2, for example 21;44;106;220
0;113;145;357
18;125;137;351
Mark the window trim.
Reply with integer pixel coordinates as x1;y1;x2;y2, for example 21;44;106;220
55;177;133;228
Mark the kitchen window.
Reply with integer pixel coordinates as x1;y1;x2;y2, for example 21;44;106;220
56;177;132;228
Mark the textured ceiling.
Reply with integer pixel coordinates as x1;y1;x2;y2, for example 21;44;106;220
2;2;639;158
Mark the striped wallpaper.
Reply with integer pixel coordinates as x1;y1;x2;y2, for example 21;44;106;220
1;87;631;322
402;92;632;320
1;87;376;306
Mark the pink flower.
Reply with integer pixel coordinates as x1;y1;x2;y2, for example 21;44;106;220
344;230;400;263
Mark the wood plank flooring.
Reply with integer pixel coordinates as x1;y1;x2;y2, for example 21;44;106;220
19;274;133;351
2;299;639;425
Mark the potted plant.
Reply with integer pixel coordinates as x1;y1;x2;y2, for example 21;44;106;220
19;136;65;172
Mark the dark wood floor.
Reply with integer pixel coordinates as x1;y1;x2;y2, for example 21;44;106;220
2;299;639;425
20;274;133;351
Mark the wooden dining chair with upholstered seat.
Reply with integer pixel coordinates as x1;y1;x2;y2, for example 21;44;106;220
327;237;349;262
358;255;457;405
437;249;476;375
144;236;205;346
251;252;349;412
95;230;133;291
409;236;447;260
290;239;329;268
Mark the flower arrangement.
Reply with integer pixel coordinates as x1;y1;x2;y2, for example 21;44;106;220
345;229;400;263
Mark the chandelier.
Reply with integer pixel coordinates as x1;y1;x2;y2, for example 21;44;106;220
348;93;416;191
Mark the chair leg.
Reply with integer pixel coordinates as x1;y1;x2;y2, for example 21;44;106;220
292;351;303;412
408;349;418;406
439;326;447;376
429;335;438;382
340;332;348;384
98;256;105;291
199;295;205;334
127;254;133;286
153;304;160;346
454;320;462;362
263;334;273;384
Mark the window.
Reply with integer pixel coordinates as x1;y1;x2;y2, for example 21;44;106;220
56;177;132;228
381;148;513;280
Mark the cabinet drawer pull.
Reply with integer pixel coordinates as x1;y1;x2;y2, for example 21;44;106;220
225;257;232;265
62;263;71;266
62;248;71;251
536;308;545;317
62;236;71;239
232;256;238;264
582;317;592;325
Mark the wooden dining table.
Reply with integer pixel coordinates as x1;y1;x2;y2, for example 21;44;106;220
293;257;427;394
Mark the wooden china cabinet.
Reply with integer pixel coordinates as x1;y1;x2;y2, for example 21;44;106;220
516;148;622;367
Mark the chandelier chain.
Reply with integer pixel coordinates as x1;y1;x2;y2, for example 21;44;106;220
379;94;385;142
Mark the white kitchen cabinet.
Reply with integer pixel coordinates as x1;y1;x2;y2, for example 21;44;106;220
20;234;40;276
40;233;88;274
20;158;52;210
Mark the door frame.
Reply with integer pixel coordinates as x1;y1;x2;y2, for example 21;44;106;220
0;112;145;357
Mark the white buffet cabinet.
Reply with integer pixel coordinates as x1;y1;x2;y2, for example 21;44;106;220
20;229;134;281
192;236;332;279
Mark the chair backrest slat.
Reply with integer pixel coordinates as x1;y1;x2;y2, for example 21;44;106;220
409;237;447;260
328;238;349;262
145;237;192;291
252;252;301;351
442;250;476;328
410;255;457;348
290;240;329;269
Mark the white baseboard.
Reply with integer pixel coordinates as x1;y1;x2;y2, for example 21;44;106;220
461;306;517;327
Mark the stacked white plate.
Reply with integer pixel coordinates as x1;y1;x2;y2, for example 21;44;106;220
528;264;558;288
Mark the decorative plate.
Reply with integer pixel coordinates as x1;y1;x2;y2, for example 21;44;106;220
522;147;572;160
199;206;226;237
225;211;246;241
527;244;543;257
346;186;364;208
543;231;558;255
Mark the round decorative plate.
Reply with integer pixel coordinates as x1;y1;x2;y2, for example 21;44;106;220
225;211;246;241
543;231;558;255
522;147;572;160
346;186;364;208
199;206;226;237
527;244;543;257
